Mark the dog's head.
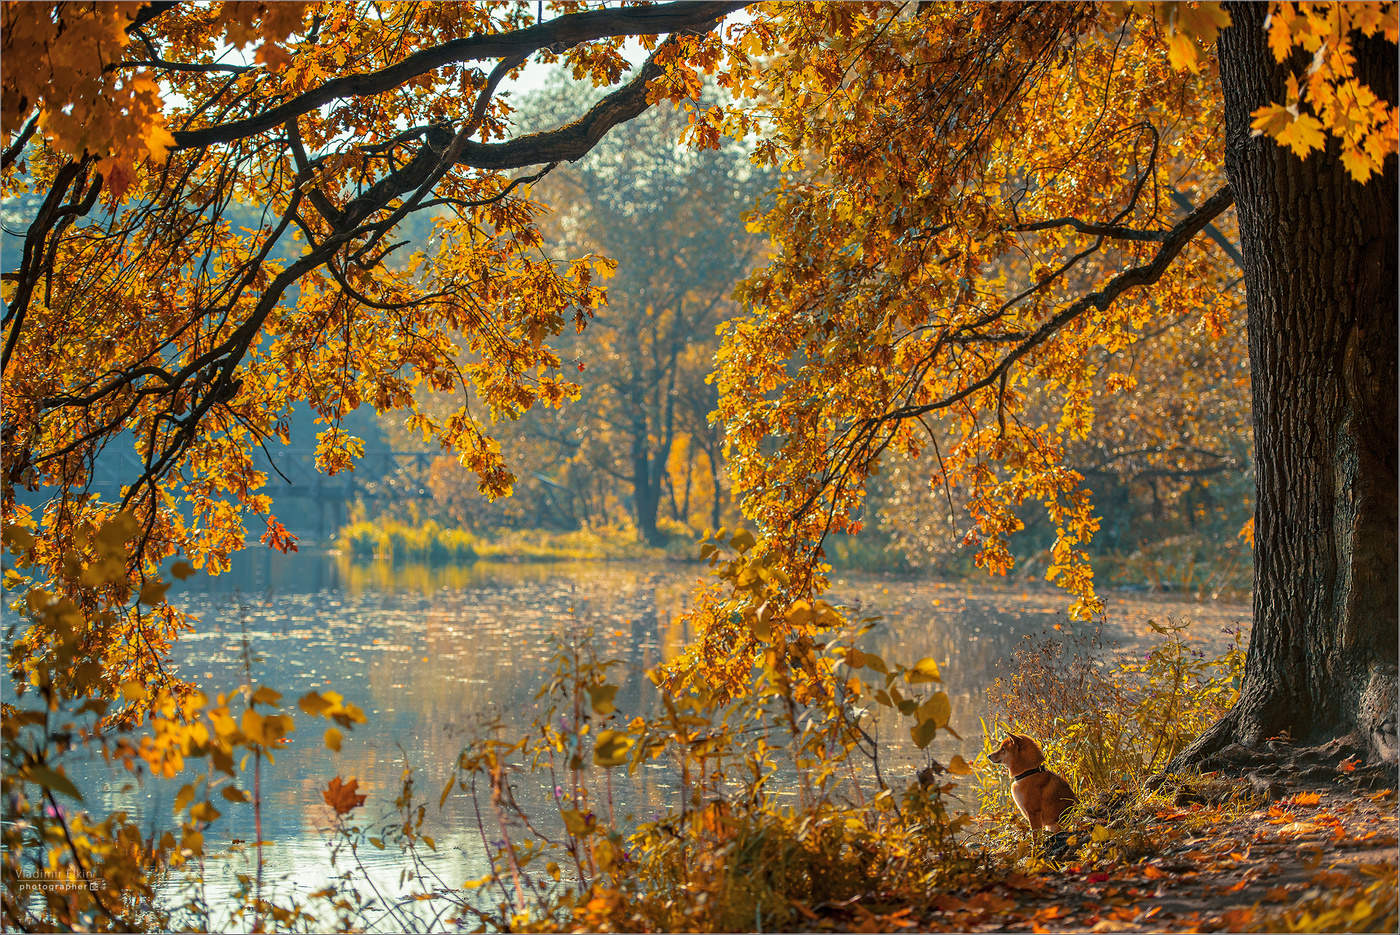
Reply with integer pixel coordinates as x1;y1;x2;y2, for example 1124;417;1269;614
986;733;1045;772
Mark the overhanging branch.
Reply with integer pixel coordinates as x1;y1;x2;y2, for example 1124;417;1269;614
881;184;1236;423
170;1;746;151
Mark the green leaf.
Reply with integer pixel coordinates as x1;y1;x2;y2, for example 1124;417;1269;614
28;765;83;801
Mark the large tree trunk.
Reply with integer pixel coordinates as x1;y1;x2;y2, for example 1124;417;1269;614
1179;4;1397;767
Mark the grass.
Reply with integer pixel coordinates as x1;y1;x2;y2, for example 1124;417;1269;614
336;519;677;564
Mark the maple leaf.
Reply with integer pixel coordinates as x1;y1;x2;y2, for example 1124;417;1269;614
1250;103;1294;138
323;776;366;815
1340;145;1380;183
1274;112;1327;157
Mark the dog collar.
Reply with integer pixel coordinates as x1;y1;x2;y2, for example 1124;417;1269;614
1012;765;1046;782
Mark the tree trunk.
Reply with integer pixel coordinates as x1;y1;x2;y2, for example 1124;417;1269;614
631;411;664;546
1180;4;1397;766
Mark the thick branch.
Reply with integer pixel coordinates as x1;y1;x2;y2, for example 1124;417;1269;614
881;184;1236;423
1011;215;1171;242
170;2;746;151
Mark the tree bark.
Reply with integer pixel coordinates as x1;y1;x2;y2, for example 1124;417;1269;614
1179;4;1397;766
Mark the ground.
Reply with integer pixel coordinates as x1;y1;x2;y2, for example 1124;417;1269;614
809;749;1398;933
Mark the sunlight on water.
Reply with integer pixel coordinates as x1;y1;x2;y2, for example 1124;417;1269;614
96;551;1247;927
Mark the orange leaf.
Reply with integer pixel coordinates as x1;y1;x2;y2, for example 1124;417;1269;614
323;776;366;815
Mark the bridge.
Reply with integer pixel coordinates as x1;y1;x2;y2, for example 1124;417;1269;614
83;447;444;540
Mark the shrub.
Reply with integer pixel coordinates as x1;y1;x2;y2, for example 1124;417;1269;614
977;618;1245;817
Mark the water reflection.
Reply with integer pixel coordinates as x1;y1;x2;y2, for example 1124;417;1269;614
106;552;1248;926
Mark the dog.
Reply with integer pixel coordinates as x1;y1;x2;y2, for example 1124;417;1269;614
987;733;1076;832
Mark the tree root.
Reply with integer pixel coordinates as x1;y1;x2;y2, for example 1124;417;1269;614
1156;718;1398;803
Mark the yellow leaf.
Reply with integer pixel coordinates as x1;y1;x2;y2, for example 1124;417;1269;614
250;685;282;707
916;691;952;728
137;578;170;605
905;657;942;683
911;718;937;748
1176;3;1232;44
1275;112;1326;157
561;808;592;836
947;754;975;775
242;709;266;744
299;691;333;716
1167;31;1200;73
1250;103;1293;138
593;729;634;767
1341;145;1380;183
324;727;343;751
26;765;83;801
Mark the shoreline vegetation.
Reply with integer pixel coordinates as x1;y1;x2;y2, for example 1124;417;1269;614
336;519;676;564
334;518;1253;599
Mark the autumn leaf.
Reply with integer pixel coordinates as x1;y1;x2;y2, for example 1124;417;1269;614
261;517;299;553
323;776;367;816
916;691;952;728
593;729;634;767
905;657;942;683
586;683;619;715
1274;112;1327;157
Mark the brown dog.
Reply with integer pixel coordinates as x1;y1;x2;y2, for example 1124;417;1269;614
987;734;1076;831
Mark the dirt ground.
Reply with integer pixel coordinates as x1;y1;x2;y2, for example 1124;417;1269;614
904;754;1398;933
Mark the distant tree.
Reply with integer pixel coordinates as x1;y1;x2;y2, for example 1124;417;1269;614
505;77;770;544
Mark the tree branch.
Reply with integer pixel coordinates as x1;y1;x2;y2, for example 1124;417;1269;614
1011;215;1172;241
170;2;746;151
880;184;1235;424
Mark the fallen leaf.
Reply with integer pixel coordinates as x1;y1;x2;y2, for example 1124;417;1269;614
323;776;366;815
1220;907;1256;928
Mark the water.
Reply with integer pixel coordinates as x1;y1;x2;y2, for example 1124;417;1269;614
75;550;1249;927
